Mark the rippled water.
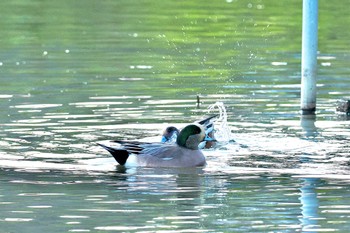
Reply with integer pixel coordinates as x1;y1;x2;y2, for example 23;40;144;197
1;0;350;232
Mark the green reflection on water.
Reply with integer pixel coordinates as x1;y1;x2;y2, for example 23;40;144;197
1;0;348;101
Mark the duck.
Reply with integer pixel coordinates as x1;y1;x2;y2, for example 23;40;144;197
161;115;217;149
161;126;179;143
97;123;215;167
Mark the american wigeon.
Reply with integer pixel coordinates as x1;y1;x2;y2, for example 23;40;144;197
98;123;215;167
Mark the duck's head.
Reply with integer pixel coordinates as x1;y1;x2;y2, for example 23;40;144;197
176;123;215;150
161;126;180;143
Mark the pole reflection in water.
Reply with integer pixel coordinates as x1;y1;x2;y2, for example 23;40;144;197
300;114;318;138
299;114;320;231
299;178;320;231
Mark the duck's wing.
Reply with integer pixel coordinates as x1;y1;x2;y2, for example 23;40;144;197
197;115;218;136
98;140;154;165
197;115;218;133
196;115;218;126
142;143;178;159
112;140;148;155
116;141;179;160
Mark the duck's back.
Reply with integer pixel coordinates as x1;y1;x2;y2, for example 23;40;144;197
137;143;206;167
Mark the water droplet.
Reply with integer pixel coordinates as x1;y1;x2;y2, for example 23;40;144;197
257;4;264;10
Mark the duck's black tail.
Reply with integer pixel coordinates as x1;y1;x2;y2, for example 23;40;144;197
97;143;129;165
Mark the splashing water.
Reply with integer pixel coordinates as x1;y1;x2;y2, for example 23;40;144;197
207;102;233;143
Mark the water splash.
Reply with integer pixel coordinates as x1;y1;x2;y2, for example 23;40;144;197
207;102;233;143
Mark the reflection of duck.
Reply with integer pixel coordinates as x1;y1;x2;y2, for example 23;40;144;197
161;115;217;149
98;124;215;167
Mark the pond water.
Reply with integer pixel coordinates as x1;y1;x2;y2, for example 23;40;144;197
1;0;350;232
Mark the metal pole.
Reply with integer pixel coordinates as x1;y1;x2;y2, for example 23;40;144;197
301;0;318;115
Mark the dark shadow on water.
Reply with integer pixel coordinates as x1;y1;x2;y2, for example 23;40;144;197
114;164;127;174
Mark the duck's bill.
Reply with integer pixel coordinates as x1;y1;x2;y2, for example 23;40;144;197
161;136;168;143
204;134;217;142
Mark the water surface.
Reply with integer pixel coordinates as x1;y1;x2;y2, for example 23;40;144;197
1;0;350;232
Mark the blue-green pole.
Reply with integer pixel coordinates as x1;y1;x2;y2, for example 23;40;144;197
301;0;318;115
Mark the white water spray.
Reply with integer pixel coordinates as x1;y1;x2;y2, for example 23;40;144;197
207;102;233;143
